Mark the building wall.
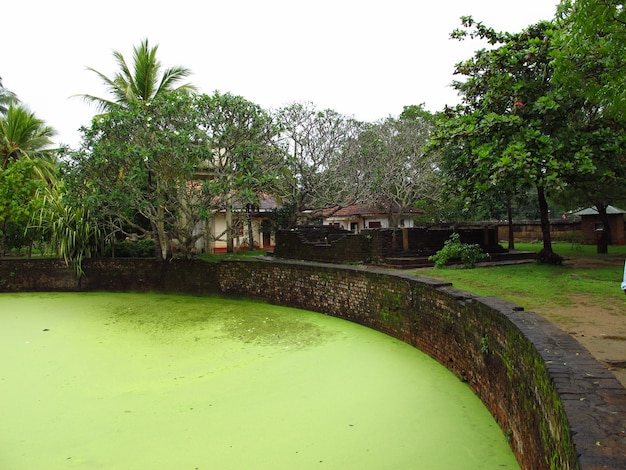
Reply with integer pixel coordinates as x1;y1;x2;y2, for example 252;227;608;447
1;258;624;469
325;216;415;232
198;214;275;253
497;220;580;244
274;226;502;263
579;214;625;245
497;218;626;245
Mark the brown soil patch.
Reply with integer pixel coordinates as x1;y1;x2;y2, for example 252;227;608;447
544;257;626;387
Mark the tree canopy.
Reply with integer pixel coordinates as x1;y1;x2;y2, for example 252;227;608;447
192;92;281;252
555;0;626;120
273;102;365;226
0;103;57;176
77;38;197;112
12;22;626;264
551;0;626;251
357;106;441;226
0;77;18;115
432;18;596;261
63;91;281;258
0;159;45;256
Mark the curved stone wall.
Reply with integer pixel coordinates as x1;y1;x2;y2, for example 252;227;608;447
1;257;624;469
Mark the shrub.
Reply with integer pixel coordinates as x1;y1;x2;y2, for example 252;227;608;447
534;248;564;265
428;232;489;268
106;239;156;258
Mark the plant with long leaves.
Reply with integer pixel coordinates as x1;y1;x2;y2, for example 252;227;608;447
0;77;19;115
0;103;57;182
34;186;102;279
77;38;197;112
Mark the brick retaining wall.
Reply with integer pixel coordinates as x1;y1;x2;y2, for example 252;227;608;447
1;258;624;469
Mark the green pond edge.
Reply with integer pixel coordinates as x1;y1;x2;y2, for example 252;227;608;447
1;257;625;469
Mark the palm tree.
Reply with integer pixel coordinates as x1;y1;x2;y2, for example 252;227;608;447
77;38;197;111
75;39;197;260
0;77;19;115
0;103;57;180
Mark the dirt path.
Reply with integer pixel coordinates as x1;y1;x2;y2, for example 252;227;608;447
542;257;626;387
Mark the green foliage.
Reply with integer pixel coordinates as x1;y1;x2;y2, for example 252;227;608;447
35;187;102;279
534;248;564;265
105;239;155;258
428;232;489;268
0;159;45;255
0;102;57;181
555;0;626;120
0;77;18;115
78;38;197;112
193;92;281;200
480;334;490;354
433;18;596;255
273;102;365;227
357;111;441;227
419;242;626;312
65;90;281;259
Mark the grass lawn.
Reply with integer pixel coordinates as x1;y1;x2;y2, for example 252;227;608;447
413;242;626;314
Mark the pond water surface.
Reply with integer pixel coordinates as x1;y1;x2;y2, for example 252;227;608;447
0;293;519;469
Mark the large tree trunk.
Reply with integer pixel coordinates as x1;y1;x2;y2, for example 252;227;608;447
152;205;170;260
246;204;254;251
507;199;515;250
537;185;553;253
595;202;611;254
226;204;234;253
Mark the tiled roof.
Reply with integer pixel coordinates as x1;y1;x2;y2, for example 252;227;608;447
326;203;423;218
572;205;626;216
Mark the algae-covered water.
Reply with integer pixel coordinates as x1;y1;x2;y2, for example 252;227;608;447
0;293;519;469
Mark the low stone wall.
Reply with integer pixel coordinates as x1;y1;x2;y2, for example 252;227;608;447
274;225;504;264
1;258;624;469
498;220;582;244
0;258;222;294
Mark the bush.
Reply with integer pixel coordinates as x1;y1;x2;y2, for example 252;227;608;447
534;248;564;265
106;239;156;258
428;232;489;268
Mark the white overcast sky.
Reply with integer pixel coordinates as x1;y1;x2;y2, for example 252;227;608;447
4;0;558;148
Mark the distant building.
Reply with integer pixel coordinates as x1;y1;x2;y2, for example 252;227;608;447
197;193;280;253
572;205;626;245
323;203;423;233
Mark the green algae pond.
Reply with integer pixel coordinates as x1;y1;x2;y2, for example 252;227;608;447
0;293;519;469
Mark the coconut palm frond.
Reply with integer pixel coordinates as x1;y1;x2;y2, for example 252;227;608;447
76;38;196;111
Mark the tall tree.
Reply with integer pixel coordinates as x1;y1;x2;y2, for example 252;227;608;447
562;115;626;253
357;106;441;227
553;0;626;252
433;18;594;262
0;94;57;257
0;159;45;256
0;77;19;115
0;103;57;181
77;38;196;111
274;102;365;227
64;92;280;258
555;0;626;120
64;93;208;260
193;92;281;252
71;39;198;259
